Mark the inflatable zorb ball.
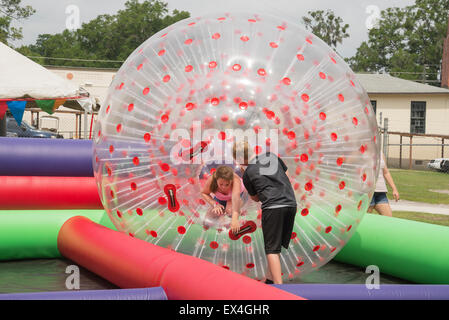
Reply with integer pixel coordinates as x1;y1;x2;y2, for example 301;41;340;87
93;12;380;280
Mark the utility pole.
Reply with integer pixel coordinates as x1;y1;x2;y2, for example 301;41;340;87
441;12;449;88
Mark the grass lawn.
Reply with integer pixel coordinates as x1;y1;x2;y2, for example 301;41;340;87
369;211;449;227
387;169;449;204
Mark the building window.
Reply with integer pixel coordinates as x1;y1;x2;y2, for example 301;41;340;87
370;100;377;114
410;101;426;134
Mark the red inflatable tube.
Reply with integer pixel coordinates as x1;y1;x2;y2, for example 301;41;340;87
0;176;102;209
57;216;304;300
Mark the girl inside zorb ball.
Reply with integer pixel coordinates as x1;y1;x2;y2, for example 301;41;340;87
92;12;380;281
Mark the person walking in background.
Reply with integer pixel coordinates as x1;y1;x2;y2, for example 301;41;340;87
368;152;400;217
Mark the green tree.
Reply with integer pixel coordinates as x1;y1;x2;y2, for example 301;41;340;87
301;9;350;50
0;0;35;44
15;44;44;64
21;0;189;68
349;0;449;85
24;30;102;68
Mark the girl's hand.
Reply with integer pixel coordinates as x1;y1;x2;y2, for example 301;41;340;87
212;203;225;215
231;216;240;234
393;189;400;202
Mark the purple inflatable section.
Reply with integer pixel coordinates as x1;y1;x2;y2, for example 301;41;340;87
0;137;93;176
274;284;449;300
0;287;167;300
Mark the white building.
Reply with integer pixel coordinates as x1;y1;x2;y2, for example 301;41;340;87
356;73;449;169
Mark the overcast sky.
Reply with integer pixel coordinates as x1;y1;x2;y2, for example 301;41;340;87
11;0;415;59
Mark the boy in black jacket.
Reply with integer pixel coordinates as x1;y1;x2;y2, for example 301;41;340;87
233;141;297;284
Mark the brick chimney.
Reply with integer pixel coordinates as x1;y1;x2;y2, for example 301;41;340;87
442;14;449;88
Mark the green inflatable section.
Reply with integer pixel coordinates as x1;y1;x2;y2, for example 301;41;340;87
335;214;449;284
0;210;115;261
2;210;449;284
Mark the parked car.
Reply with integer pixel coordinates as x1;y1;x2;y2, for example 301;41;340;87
427;158;449;172
6;117;63;139
441;160;449;173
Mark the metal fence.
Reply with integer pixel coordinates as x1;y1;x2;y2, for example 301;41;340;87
381;118;449;170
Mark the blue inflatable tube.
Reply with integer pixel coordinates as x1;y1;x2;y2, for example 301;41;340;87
274;284;449;300
0;287;167;300
0;137;93;176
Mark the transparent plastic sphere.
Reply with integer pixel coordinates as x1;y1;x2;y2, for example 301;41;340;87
93;12;380;280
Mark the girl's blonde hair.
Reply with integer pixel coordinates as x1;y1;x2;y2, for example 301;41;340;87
210;166;234;193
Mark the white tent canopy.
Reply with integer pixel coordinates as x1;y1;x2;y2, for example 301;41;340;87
0;42;94;112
